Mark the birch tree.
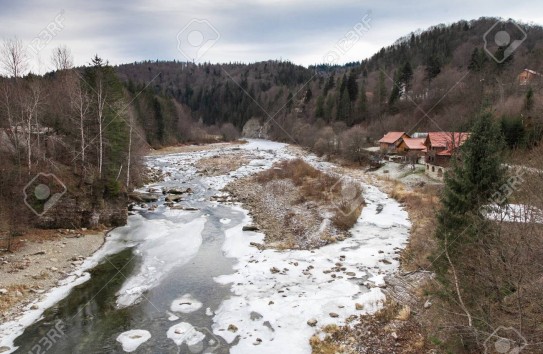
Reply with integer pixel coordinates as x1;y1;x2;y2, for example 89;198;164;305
90;55;107;178
68;73;90;170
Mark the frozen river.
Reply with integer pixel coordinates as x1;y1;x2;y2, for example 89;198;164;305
0;140;410;354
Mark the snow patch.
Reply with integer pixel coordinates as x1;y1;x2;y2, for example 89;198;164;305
167;322;205;346
170;294;203;313
116;330;151;352
484;204;543;224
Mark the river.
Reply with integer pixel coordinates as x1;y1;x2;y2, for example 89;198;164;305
0;140;410;354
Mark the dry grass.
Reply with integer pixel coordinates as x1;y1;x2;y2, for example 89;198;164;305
195;154;251;176
227;159;365;249
310;300;432;353
257;159;364;232
0;284;29;314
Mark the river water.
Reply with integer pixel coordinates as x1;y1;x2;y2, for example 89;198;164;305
1;140;410;354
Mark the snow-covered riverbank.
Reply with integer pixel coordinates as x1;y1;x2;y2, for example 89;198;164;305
212;182;410;354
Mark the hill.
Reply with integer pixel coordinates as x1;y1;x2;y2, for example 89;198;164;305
115;17;543;150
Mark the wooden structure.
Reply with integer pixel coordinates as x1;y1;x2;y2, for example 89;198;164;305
378;132;409;153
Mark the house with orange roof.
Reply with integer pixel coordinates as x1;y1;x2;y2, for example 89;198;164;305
397;137;427;156
423;132;470;179
378;131;410;153
519;68;542;86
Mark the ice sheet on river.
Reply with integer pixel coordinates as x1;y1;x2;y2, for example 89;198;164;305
115;215;207;307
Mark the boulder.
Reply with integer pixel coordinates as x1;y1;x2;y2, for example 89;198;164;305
165;194;183;203
242;224;259;231
129;192;159;203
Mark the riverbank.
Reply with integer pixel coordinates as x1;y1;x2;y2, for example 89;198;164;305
0;229;106;325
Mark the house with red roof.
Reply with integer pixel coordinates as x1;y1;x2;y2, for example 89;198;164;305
424;132;470;179
397;137;427;156
519;68;542;86
378;132;410;153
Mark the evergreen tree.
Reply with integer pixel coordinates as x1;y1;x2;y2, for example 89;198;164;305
324;94;335;122
304;88;313;103
356;82;367;117
400;61;413;90
338;73;347;95
501;115;525;149
315;95;324;118
425;54;441;81
468;48;487;72
375;71;387;115
336;88;351;123
286;92;293;112
347;70;359;102
435;112;506;260
389;69;402;105
323;75;335;95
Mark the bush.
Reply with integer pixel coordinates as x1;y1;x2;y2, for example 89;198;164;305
220;123;240;141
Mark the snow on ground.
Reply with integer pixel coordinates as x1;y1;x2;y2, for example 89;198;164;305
213;183;411;354
116;330;151;352
484;204;543;224
239;139;288;151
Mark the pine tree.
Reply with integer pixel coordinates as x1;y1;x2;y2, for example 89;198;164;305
304;88;313;103
347;70;359;102
468;48;487;72
324;94;335;122
400;61;413;90
323;75;335;95
425;55;441;81
336;88;351;123
356;82;367;117
315;95;324;117
435;111;506;259
389;69;402;105
375;71;387;115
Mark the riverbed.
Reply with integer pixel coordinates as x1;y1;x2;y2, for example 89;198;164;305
0;140;410;354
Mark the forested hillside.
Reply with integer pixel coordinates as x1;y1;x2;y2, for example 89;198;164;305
116;17;543;151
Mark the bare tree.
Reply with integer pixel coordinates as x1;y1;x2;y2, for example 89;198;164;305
0;81;22;165
68;73;90;170
0;38;28;78
96;79;106;178
21;80;42;172
51;45;73;71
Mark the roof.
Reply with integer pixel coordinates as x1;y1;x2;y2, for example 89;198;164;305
426;132;469;149
522;68;541;76
402;137;427;151
378;131;408;144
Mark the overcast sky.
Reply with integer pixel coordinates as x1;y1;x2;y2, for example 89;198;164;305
1;0;542;73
